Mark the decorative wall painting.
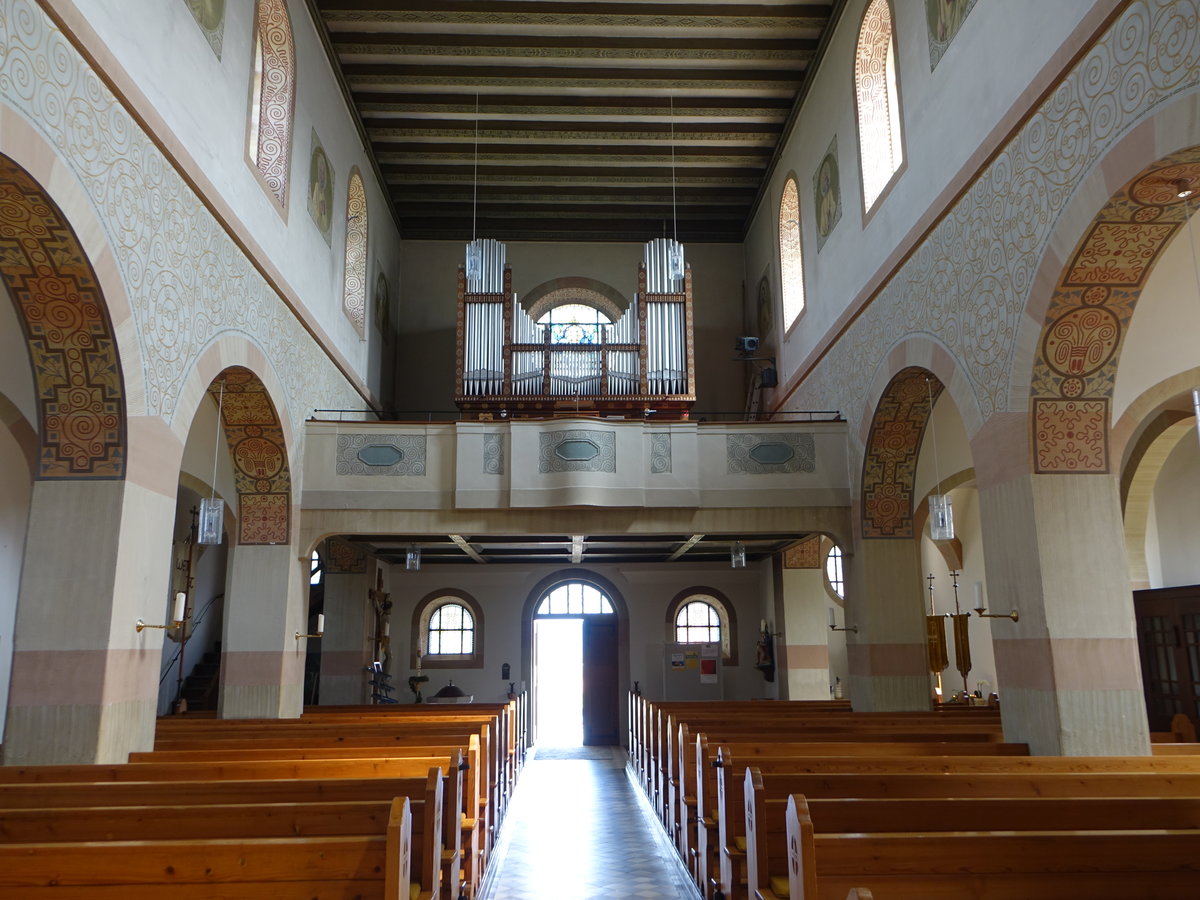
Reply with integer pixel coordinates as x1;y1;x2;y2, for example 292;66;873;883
926;0;977;69
813;136;841;251
307;130;334;245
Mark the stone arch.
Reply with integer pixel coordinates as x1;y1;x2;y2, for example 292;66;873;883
0;393;38;478
0;154;127;479
522;277;630;324
205;366;293;546
1027;148;1200;474
860;366;947;539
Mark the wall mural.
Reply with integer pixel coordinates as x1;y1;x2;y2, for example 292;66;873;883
783;536;821;568
813;136;841;251
184;0;225;58
784;0;1200;464
756;272;773;339
307;130;334;245
926;0;976;70
324;536;366;574
649;431;672;474
0;0;363;445
0;156;126;480
861;368;942;539
1031;152;1200;473
335;433;427;476
374;269;390;335
208;367;290;545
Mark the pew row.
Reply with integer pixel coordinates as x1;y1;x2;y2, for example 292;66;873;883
0;795;424;900
775;793;1200;900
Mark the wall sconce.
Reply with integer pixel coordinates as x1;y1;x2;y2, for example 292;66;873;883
972;581;1018;621
730;540;746;568
406;544;421;571
828;606;858;634
137;592;187;632
296;613;326;641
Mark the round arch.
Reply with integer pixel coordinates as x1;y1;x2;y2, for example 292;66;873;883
665;586;738;665
0;153;128;479
519;567;630;714
522;277;630;324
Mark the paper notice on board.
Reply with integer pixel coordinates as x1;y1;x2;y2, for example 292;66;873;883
670;652;685;670
700;658;718;684
701;643;718;659
685;649;700;669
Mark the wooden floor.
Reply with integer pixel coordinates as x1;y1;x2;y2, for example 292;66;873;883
480;746;699;900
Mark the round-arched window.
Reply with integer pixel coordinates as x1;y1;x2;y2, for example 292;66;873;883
825;544;845;599
412;592;485;668
536;581;615;615
666;589;737;663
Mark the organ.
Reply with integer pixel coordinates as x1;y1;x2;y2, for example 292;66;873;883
455;238;696;419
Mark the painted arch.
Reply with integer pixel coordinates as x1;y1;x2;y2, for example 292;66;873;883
0;155;126;479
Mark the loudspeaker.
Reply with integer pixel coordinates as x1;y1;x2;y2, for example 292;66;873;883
736;336;760;353
760;366;778;389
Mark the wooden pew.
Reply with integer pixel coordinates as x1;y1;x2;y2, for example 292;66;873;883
744;769;1200;900
686;736;1028;897
0;795;421;899
779;793;1200;899
712;755;1200;900
132;737;485;898
0;757;460;899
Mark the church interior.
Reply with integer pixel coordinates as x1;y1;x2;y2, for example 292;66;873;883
3;0;1200;896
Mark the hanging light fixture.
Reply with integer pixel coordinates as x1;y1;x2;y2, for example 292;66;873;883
198;380;225;545
464;93;482;283
730;540;746;569
406;544;422;571
926;377;955;541
667;94;685;280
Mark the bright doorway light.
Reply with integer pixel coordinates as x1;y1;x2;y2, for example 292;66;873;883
533;617;583;747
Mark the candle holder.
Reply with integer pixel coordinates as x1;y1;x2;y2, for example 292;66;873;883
974;606;1019;622
136;617;185;633
138;592;188;632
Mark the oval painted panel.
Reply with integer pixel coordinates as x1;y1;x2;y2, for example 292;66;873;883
555;439;600;462
357;444;404;467
748;442;794;465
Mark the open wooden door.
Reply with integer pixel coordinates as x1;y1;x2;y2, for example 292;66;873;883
582;616;619;745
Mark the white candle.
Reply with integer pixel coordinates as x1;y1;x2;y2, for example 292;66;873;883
973;582;983;609
316;613;325;634
828;607;836;628
383;622;390;637
760;618;767;633
172;592;186;623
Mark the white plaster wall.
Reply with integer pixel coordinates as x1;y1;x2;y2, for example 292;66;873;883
67;0;402;394
1112;219;1200;421
1148;432;1200;588
388;561;779;724
914;393;973;500
179;396;239;506
0;427;31;736
919;486;998;697
1144;492;1164;589
396;240;747;416
744;0;1104;385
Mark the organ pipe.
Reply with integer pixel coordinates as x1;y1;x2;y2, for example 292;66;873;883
456;238;694;415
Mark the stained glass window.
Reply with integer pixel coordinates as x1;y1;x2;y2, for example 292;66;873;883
779;176;805;328
536;304;612;345
856;0;904;212
343;170;367;335
248;0;296;210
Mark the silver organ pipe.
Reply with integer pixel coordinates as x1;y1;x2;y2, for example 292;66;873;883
456;237;693;413
643;237;685;294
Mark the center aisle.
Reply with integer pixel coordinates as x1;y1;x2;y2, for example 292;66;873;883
480;746;702;900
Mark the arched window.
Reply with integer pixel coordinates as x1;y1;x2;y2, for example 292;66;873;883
536;303;612;346
536;581;615;615
412;592;485;668
247;0;296;211
855;0;904;213
666;589;737;664
309;549;323;586
779;176;805;329
825;544;845;599
343;169;367;335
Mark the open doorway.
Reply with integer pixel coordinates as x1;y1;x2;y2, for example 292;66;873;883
531;580;619;746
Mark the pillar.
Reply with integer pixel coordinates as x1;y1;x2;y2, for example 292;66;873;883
4;479;175;763
218;542;305;718
319;568;372;704
778;540;833;699
974;414;1149;755
846;537;931;711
